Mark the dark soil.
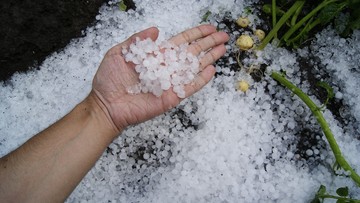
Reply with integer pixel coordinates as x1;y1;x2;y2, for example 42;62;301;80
0;0;109;82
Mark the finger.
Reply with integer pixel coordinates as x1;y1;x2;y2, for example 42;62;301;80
113;27;160;52
169;24;217;46
184;65;216;98
187;31;229;56
125;27;159;46
199;44;227;70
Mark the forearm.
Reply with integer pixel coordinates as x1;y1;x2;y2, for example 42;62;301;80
0;92;119;202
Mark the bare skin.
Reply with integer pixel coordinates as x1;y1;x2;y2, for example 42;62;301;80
0;25;229;202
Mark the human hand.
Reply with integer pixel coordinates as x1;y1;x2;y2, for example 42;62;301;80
90;25;229;132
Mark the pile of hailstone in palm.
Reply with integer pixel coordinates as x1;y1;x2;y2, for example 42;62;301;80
122;37;202;98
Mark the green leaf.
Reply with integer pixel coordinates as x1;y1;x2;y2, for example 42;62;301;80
244;7;252;15
310;197;321;203
262;4;272;14
351;5;360;18
335;13;350;34
318;3;345;25
316;81;335;100
336;187;349;197
349;0;360;6
341;5;360;36
337;199;346;203
262;4;285;16
285;16;316;48
349;15;360;30
201;11;211;22
317;185;327;195
119;0;127;11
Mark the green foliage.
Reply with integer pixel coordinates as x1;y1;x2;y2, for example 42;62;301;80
348;17;360;31
311;185;326;203
318;2;346;25
119;0;127;11
258;1;304;50
340;0;360;36
311;185;360;203
334;12;350;34
244;7;253;15
201;11;212;22
262;4;285;16
258;0;360;200
240;0;360;199
259;0;360;49
316;81;335;107
271;71;360;188
336;187;349;197
318;185;327;195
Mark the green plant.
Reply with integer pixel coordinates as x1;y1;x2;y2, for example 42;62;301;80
271;72;360;187
258;0;360;188
232;1;360;197
270;72;360;186
258;0;305;49
119;0;127;11
259;0;360;49
316;81;335;108
118;0;136;12
201;11;212;22
311;185;360;203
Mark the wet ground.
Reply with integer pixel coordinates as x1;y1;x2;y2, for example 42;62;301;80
0;0;108;81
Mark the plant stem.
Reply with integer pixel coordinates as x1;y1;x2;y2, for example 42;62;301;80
307;18;322;32
291;1;305;26
319;194;360;202
286;18;321;46
271;72;360;186
272;0;277;39
282;0;339;42
258;1;305;50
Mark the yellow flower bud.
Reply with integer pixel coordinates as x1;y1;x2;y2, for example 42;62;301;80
254;29;266;41
236;17;250;28
237;80;249;92
236;35;254;50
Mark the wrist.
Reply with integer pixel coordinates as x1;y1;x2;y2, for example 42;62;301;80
83;91;122;137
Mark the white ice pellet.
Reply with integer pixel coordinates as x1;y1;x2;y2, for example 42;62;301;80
335;91;343;99
161;150;169;157
119;152;128;160
287;121;295;129
123;37;201;98
143;153;150;160
306;149;313;156
160;80;171;90
313;149;320;155
295;106;304;115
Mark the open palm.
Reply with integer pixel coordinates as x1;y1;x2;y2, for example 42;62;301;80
91;25;229;132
